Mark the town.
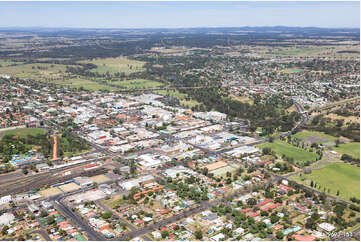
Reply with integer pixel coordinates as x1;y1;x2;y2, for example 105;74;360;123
0;3;360;241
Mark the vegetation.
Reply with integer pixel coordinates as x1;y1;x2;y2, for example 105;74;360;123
293;162;360;201
257;140;319;163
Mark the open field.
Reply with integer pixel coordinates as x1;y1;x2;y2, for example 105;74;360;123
334;142;360;159
0;63;68;80
112;79;163;89
39;187;62;198
0;128;47;138
81;57;145;75
292;130;337;144
103;195;128;209
229;94;253;105
325;113;360;123
53;77;115;91
291;162;360;201
59;182;81;192
257;140;319;163
155;89;201;108
90;174;111;183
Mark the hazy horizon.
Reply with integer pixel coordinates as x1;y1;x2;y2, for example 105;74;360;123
0;1;359;29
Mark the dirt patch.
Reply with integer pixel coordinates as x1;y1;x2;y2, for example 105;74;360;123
302;136;331;145
59;182;80;192
39;187;62;198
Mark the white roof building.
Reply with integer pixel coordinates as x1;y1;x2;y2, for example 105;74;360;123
0;213;15;226
318;222;336;232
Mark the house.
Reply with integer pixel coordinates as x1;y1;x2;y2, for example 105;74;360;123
211;233;225;241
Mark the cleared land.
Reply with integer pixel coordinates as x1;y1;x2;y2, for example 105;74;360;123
292;162;360;201
39;187;62;198
292;130;337;146
0;63;68;80
53;77;115;91
90;174;110;183
156;89;202;108
112;79;163;89
81;57;145;75
0;128;47;138
257;140;319;163
334;142;360;159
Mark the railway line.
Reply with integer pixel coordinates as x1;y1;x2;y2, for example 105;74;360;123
0;167;107;197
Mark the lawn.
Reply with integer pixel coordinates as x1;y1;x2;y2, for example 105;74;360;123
257;140;319;163
334;142;360;159
0;128;47;138
292;162;360;201
112;79;163;89
81;57;145;75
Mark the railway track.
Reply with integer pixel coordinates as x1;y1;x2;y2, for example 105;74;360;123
0;168;107;197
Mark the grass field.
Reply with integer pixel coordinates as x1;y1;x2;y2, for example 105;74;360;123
112;79;163;89
257;140;319;163
292;162;360;201
334;142;360;159
292;131;337;141
155;89;201;108
54;77;115;91
0;63;68;80
0;128;47;138
81;57;145;75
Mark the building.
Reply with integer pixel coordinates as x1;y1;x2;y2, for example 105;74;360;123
73;177;94;187
0;213;15;226
318;222;336;232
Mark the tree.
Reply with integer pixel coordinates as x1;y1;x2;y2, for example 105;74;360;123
161;231;169;239
101;212;113;219
276;231;284;240
195;230;203;240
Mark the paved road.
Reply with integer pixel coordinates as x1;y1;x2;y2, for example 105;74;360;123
97;200;152;241
29;229;52;241
55;199;106;241
115;181;269;240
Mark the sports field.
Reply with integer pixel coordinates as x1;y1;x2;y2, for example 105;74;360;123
292;162;360;201
82;57;145;75
334;142;360;159
257;140;319;163
0;128;47;138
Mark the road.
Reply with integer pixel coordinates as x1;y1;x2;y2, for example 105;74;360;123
55;199;106;241
96;200;152;241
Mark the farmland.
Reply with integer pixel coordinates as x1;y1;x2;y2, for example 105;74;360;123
0;63;68;80
81;57;145;75
292;162;360;201
334;142;360;159
257;140;319;163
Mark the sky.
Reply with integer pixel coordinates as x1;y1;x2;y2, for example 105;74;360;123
0;1;359;29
